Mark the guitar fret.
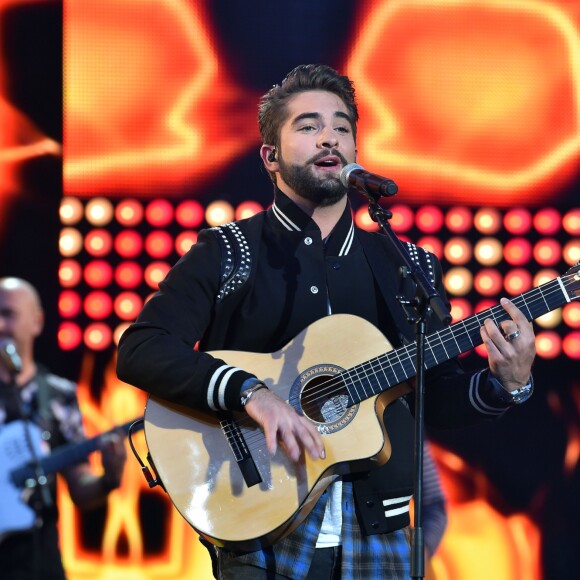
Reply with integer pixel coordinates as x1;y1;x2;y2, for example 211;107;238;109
345;269;579;406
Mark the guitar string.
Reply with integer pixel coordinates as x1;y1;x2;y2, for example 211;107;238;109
227;272;578;449
225;271;579;450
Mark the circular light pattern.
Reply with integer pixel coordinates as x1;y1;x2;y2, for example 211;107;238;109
175;199;204;228
144;261;171;289
354;205;378;231
84;229;113;257
145;199;174;227
58;321;82;350
504;208;532;235
59;228;83;257
145;230;174;258
474;237;503;266
115;230;143;258
389;204;414;233
115;199;144;226
449;298;472;322
115;261;143;288
474;299;497;315
114;291;143;321
416;205;444;233
503;238;532;266
504;268;532;295
562;239;580;265
474;343;488;358
113;323;131;346
562;332;580;359
445;207;473;234
235;201;263;221
60;197;84;225
416;236;443;259
206;200;235;227
58;290;82;318
84;322;113;350
533;208;561;235
84;260;114;288
474;268;503;296
175;231;197;256
59;259;82;287
444;237;472;265
535;331;561;359
84;291;113;319
58;197;580;358
562;302;580;328
474;208;501;235
443;267;473;296
85;197;114;226
536;309;562;329
533;239;561;266
533;268;559;288
562;209;580;235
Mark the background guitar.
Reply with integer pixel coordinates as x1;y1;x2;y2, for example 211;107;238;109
0;418;142;541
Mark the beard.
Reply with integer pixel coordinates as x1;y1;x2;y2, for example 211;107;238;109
277;149;348;207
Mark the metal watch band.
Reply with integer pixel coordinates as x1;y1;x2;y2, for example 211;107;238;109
240;382;268;407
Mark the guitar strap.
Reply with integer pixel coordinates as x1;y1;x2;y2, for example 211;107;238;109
34;367;57;440
23;367;57;510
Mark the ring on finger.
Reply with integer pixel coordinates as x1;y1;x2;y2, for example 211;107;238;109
504;329;521;342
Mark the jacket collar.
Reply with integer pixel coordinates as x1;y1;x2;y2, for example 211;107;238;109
268;188;356;256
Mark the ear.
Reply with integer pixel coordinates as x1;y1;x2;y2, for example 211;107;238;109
260;144;278;169
32;308;44;338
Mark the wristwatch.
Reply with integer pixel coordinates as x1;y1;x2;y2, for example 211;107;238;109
491;376;534;405
240;382;268;407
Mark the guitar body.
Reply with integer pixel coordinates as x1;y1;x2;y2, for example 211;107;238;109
0;421;46;539
0;416;142;543
144;314;411;551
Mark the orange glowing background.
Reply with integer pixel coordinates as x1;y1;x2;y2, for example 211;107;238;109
64;0;258;196
1;0;579;579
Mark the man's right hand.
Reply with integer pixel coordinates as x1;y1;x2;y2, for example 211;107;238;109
244;388;326;462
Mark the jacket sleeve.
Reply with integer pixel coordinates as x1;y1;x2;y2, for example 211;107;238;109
116;228;255;412
404;248;531;429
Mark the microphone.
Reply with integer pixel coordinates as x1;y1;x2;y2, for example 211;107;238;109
0;339;23;375
340;163;398;200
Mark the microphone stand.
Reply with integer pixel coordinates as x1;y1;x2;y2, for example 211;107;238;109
363;195;451;580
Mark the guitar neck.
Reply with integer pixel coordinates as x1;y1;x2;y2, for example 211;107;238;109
11;419;142;488
346;272;575;405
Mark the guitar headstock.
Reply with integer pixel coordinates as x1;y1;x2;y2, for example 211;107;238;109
563;261;580;300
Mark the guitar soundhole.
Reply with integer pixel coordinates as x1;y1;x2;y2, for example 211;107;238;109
301;375;350;424
289;364;357;433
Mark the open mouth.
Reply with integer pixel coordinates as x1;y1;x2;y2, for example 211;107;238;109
314;157;341;170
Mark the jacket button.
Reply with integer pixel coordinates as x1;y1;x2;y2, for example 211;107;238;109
332;262;341;270
310;286;319;294
371;521;379;529
366;499;374;507
304;237;313;245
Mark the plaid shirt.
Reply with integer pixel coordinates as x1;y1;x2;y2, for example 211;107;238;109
214;480;410;580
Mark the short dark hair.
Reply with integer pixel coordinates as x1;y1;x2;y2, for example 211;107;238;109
258;64;359;148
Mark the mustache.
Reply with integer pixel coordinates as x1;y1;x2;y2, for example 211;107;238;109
307;149;348;166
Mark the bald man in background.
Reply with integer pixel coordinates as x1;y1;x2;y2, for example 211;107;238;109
0;277;127;580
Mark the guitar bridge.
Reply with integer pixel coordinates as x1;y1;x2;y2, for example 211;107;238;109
220;415;262;487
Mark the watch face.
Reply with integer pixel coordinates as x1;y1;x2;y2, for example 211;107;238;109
511;384;532;404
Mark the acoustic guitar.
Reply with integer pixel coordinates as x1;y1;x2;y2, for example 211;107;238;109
143;263;580;552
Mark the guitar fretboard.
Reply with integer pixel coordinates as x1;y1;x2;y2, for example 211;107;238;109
344;271;576;405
